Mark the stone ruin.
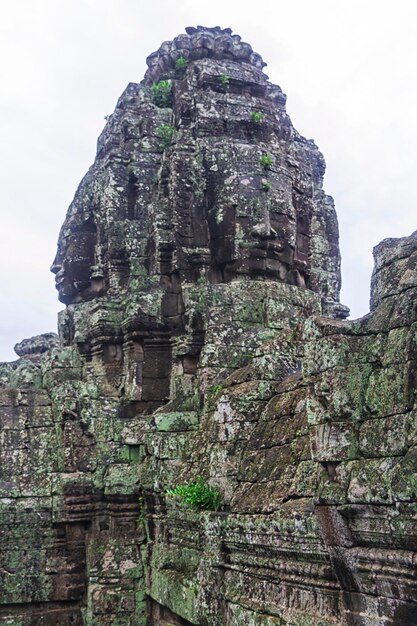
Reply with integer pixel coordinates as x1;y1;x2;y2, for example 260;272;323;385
0;26;416;626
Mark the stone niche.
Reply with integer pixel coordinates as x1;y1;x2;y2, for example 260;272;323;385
0;25;416;626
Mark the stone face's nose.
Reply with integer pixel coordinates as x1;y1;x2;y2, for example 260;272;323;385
251;222;278;240
50;248;63;276
250;199;278;240
50;261;62;275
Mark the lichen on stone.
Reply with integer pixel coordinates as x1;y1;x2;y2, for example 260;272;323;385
0;25;415;626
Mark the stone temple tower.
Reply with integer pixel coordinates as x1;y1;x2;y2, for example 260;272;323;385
0;26;415;626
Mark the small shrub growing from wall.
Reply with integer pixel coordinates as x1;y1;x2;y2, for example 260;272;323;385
151;80;172;107
250;111;265;124
155;124;175;150
260;153;273;169
166;476;222;510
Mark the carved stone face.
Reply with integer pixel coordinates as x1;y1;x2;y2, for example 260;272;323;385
205;171;303;286
50;217;101;304
171;60;310;289
51;34;340;311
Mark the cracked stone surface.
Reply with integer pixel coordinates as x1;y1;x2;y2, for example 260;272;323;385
0;26;415;626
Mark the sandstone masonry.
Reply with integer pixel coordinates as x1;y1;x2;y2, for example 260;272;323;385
0;27;415;626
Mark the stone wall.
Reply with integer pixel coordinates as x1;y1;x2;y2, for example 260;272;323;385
143;233;417;625
0;27;415;626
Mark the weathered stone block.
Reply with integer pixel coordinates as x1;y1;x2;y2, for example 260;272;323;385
154;411;199;432
0;25;415;626
310;422;358;462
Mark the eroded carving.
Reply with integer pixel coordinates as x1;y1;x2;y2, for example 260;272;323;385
0;27;415;626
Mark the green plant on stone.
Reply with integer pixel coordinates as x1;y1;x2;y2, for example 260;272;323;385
155;124;175;150
218;74;230;86
151;80;172;107
261;180;272;192
209;383;223;399
290;439;298;455
138;496;145;526
290;430;304;456
250;111;265;124
175;56;188;71
260;154;273;169
166;476;222;511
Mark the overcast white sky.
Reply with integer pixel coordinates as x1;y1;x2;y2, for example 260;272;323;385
1;0;416;361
